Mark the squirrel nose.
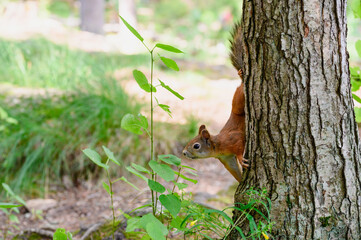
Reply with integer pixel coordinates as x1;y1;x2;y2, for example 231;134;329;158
182;150;187;157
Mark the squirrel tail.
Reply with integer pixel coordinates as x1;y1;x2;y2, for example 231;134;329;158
230;21;245;115
229;21;243;72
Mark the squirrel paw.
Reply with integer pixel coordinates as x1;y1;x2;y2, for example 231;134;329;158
237;156;249;168
238;69;243;79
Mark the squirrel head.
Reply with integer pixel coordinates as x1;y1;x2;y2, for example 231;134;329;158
182;124;214;159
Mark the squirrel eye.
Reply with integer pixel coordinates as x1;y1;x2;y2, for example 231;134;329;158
193;143;200;149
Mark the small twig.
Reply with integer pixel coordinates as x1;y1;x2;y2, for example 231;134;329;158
80;222;104;240
21;228;54;239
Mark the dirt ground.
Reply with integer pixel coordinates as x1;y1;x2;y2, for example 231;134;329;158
0;157;238;239
0;2;240;239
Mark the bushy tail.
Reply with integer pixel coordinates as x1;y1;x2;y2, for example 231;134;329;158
229;21;243;72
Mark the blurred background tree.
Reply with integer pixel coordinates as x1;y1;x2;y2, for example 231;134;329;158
80;0;105;34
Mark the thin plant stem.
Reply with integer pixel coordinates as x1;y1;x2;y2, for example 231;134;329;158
4;210;10;240
160;204;163;221
150;49;156;216
106;159;116;240
223;204;258;239
172;166;182;193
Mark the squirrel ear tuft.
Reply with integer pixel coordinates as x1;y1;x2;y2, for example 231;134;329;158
198;125;206;135
201;129;210;140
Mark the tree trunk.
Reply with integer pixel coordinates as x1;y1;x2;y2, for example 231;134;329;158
230;0;361;239
80;0;104;34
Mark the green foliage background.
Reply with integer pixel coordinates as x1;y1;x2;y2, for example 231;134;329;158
0;38;196;194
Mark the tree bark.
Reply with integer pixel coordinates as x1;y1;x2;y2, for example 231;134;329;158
230;0;361;239
80;0;104;34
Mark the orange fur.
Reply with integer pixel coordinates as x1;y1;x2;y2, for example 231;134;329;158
182;81;247;182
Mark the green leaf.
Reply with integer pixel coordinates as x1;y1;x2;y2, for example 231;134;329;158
102;146;120;166
102;182;112;195
53;228;73;240
116;176;140;190
170;216;187;231
2;183;16;198
129;204;152;214
146;223;166;240
147;179;165;193
2;183;26;205
159;194;181;217
199;233;213;240
154;97;172;117
119;16;144;42
180;165;197;171
158;104;172;116
355;107;361;123
246;214;258;237
159;79;184;100
356;40;361;58
131;163;151;174
351;0;361;18
141;235;151;240
6;117;18;125
351;78;361;92
121;113;148;135
126;217;142;232
205;209;233;224
0;203;22;209
159;56;179;71
148;160;175;182
252;207;269;221
126;166;148;182
184;168;197;176
0;107;8;119
138;114;149;128
119;209;131;219
350;66;361;77
174;182;188;190
353;94;361;104
158;154;181;166
82;149;108;169
53;228;68;240
133;70;156;93
140;213;168;239
235;225;247;239
9;214;19;223
140;214;162;230
174;172;198;184
155;43;183;53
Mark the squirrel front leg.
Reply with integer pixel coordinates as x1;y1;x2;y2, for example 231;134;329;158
218;155;243;182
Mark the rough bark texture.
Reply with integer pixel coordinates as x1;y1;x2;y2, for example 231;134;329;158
80;0;104;34
229;0;361;239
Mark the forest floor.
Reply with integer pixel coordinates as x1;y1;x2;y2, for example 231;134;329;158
0;3;241;239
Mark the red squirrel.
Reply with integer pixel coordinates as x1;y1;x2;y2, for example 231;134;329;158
182;70;247;182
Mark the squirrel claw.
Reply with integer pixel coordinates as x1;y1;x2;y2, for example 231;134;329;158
242;163;249;168
236;155;249;169
241;158;249;168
